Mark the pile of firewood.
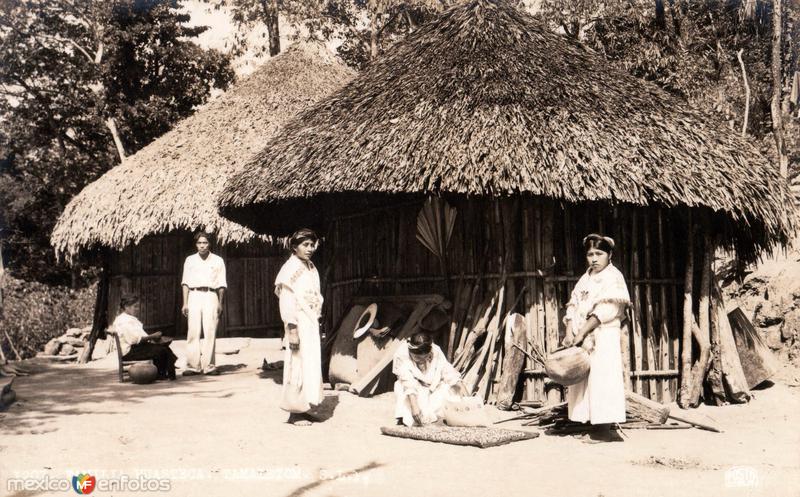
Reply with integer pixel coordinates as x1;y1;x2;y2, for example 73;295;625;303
498;391;722;433
446;277;541;408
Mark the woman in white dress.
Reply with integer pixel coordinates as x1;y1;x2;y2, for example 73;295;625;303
275;229;324;426
392;332;468;426
562;234;631;442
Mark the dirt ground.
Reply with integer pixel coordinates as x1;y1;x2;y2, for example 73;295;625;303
1;338;798;497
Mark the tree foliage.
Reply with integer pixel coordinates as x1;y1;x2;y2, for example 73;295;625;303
0;0;234;285
538;0;799;183
208;0;456;68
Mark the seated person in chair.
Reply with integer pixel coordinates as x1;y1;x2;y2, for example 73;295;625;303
112;294;177;380
392;331;468;426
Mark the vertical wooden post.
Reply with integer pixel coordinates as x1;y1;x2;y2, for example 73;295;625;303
534;199;546;401
522;201;538;401
688;228;714;407
620;319;633;391
668;216;681;398
643;211;658;399
657;210;672;401
678;210;694;408
615;208;632;391
698;231;727;405
80;249;111;364
631;211;643;395
542;200;560;405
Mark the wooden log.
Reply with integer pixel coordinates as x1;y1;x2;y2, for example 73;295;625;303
496;313;527;410
728;307;778;389
712;280;751;403
701;230;727;404
446;275;466;361
687;321;711;407
625;390;670;424
465;285;505;394
700;235;727;405
668;411;722;433
678;211;694;408
456;267;483;357
454;287;495;370
523;401;568;423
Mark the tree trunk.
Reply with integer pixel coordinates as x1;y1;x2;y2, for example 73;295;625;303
262;0;280;57
0;240;4;318
678;211;694;408
737;49;751;137
655;0;666;29
0;241;5;364
626;391;670;424
687;321;710;407
771;0;788;178
105;118;126;162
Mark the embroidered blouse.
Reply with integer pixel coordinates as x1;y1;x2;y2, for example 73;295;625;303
564;262;631;328
274;255;323;325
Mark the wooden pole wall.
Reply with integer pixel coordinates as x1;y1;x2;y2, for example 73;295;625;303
327;198;687;403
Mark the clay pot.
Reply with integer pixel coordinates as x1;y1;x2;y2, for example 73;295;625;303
545;347;590;386
129;363;158;384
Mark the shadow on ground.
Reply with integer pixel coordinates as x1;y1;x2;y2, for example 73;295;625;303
309;394;340;423
0;361;248;435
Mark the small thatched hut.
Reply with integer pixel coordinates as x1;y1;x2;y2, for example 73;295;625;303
51;42;354;338
220;1;794;405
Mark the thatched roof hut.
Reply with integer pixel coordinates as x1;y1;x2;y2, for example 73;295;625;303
217;0;796;404
220;0;794;260
51;41;355;258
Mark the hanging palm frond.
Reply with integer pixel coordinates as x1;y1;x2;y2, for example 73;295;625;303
416;196;456;259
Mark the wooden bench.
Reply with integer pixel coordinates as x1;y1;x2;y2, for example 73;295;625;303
107;330;153;383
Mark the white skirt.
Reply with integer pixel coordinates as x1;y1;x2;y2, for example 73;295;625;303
280;312;323;413
394;381;457;427
567;325;626;424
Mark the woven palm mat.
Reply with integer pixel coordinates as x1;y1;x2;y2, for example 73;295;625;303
380;425;540;448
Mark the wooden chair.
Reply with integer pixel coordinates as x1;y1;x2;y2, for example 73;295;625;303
107;330;152;383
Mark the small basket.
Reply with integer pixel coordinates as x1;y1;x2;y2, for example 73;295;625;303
544;346;590;386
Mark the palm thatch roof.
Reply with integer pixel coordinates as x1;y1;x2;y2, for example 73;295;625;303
220;0;795;257
51;42;354;258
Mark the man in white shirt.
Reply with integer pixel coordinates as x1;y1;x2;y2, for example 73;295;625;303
181;231;227;375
